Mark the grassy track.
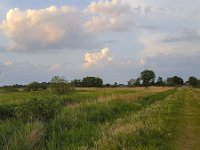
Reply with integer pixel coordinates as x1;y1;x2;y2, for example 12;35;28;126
174;88;200;150
87;89;180;150
87;88;200;150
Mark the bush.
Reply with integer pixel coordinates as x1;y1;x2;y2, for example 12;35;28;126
16;97;62;121
0;105;16;120
25;82;49;91
50;83;74;95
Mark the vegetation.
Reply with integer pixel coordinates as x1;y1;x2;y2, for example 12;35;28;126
1;84;200;149
140;69;156;86
70;79;82;87
0;70;200;149
127;70;200;88
50;76;66;83
187;76;199;87
127;78;141;87
0;87;175;149
49;82;75;95
156;77;164;86
1;86;18;92
81;76;103;87
25;82;49;91
16;96;62;121
166;76;184;86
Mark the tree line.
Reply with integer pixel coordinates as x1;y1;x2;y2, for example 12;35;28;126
1;70;200;93
127;70;200;88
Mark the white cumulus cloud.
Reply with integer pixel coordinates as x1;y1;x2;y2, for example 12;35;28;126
0;1;139;53
83;47;113;68
1;6;95;52
85;0;134;32
83;47;135;69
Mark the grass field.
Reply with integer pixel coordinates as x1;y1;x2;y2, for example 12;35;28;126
0;87;200;150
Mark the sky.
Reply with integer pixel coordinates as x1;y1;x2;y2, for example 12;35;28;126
0;0;200;85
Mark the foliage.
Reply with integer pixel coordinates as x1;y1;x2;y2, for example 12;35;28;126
166;76;184;86
49;82;75;95
50;76;66;83
93;89;182;150
156;77;164;86
187;76;198;87
25;82;49;91
0;105;16;120
82;76;103;87
127;78;141;87
1;121;45;150
16;97;62;121
71;79;82;87
3;86;199;150
140;70;156;86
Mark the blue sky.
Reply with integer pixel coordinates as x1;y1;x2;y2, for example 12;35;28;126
0;0;200;85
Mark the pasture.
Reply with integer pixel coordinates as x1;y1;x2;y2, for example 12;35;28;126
0;87;200;149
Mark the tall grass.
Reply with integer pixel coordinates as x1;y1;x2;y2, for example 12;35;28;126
45;89;176;149
90;89;182;150
0;87;176;149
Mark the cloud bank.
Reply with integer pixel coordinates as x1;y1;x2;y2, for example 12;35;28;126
0;0;135;52
1;6;98;52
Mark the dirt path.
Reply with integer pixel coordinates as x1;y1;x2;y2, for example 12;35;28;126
175;88;200;150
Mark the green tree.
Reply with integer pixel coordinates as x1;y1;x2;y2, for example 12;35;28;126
82;77;103;87
127;79;135;87
156;77;164;86
50;76;74;95
140;70;156;86
50;76;66;83
187;76;198;87
25;82;41;91
25;82;49;91
71;79;82;87
50;82;74;95
166;76;184;86
127;78;141;87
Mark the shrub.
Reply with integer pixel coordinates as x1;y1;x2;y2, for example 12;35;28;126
16;97;62;121
49;83;74;95
0;105;16;120
25;82;49;91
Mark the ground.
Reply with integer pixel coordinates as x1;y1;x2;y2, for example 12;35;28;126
0;87;200;149
174;88;200;150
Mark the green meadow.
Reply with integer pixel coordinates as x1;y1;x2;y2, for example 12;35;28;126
1;87;200;150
